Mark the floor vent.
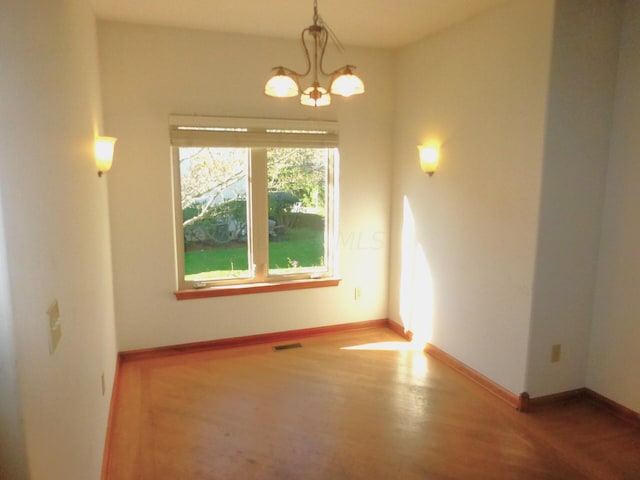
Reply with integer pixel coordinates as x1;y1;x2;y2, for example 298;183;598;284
273;342;302;351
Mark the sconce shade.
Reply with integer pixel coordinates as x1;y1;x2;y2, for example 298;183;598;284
418;145;439;176
264;68;299;98
95;136;117;177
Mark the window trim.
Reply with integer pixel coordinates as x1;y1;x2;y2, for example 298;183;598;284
173;277;341;300
170;115;339;293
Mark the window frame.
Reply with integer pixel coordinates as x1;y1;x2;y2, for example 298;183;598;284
170;115;340;294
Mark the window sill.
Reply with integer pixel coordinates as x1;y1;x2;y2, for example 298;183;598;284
174;277;341;300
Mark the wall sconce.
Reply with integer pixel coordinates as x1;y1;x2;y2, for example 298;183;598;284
95;136;117;177
418;144;440;176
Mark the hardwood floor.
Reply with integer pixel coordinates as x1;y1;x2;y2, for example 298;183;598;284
106;327;640;479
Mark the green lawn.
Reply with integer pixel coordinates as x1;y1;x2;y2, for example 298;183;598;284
185;227;324;280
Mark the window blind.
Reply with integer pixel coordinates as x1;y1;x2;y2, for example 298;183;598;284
169;115;339;148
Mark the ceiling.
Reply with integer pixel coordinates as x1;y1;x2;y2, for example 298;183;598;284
90;0;508;49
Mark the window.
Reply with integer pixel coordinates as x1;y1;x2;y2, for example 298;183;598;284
170;116;339;293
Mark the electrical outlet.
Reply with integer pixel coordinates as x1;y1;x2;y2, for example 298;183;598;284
354;287;361;300
551;344;561;363
47;300;62;354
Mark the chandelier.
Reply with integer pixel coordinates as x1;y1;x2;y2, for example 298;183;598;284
264;0;365;107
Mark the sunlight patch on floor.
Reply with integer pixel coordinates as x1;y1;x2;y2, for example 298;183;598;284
341;341;422;352
341;341;430;377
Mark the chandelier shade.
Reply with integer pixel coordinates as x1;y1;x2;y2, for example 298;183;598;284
264;67;299;98
330;66;365;97
264;0;364;107
301;83;331;107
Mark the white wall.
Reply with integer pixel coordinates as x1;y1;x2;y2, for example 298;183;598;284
526;0;622;397
389;0;555;395
97;22;394;351
0;1;118;479
588;0;640;413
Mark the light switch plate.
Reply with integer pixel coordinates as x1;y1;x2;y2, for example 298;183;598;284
47;300;62;354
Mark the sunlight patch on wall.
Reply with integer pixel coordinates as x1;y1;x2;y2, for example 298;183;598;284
399;196;434;348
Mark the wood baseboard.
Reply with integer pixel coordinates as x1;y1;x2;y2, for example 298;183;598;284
101;355;121;480
584;388;640;428
527;388;587;410
424;342;526;411
386;320;526;411
119;319;388;361
527;387;640;428
385;318;413;341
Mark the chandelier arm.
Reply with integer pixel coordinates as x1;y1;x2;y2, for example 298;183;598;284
313;29;321;82
318;27;333;77
276;28;314;79
299;28;313;78
271;66;296;76
269;27;314;79
325;64;356;77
